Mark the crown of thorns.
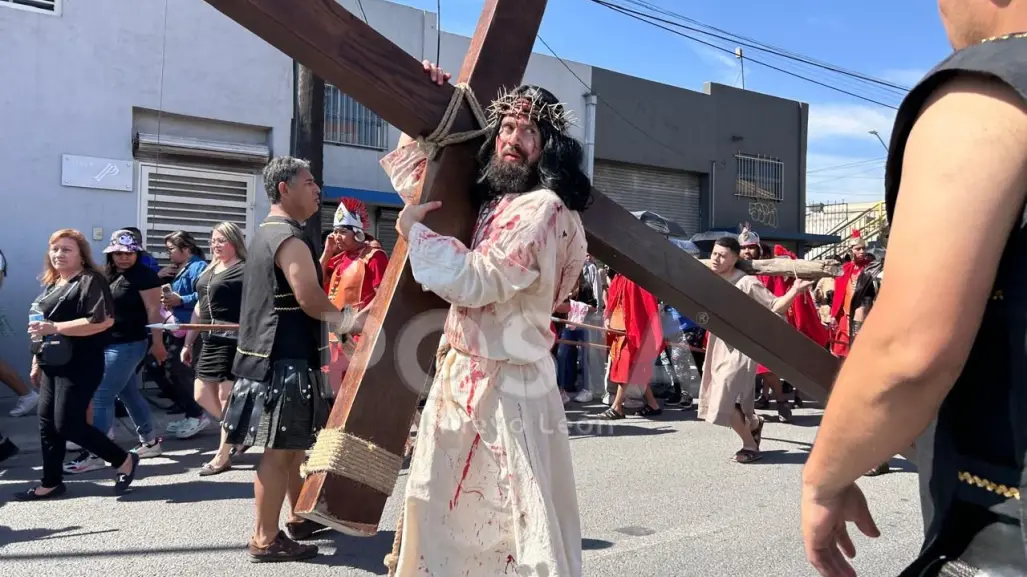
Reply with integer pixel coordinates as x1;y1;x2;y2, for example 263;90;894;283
485;87;577;132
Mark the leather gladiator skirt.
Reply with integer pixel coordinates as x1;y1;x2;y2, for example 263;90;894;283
900;455;1027;577
221;359;332;451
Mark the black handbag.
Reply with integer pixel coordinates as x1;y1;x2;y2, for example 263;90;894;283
34;281;78;367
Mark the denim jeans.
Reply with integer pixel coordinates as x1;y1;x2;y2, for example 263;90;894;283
92;340;155;443
556;327;588;393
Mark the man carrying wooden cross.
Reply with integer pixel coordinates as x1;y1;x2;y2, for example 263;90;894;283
380;61;590;577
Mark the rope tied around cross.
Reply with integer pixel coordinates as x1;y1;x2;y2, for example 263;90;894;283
415;82;490;160
300;429;405;496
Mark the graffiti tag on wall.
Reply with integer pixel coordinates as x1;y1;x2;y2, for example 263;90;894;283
748;200;778;228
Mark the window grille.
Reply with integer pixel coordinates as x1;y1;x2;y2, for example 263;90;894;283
735;153;784;201
324;85;389;149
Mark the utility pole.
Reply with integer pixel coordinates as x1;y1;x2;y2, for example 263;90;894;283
735;47;746;89
869;129;888;152
292;61;326;253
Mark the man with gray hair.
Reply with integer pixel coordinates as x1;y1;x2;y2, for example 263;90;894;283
221;156;367;562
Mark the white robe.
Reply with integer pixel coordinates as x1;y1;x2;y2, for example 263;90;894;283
381;143;587;577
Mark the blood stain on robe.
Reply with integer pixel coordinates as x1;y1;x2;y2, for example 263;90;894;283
450;433;482;510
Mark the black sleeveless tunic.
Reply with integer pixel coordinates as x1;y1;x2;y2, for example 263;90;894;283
223;215;331;450
232;215;326;380
885;34;1027;575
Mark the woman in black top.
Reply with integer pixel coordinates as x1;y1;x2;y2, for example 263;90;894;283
63;230;169;475
19;229;141;500
181;222;246;475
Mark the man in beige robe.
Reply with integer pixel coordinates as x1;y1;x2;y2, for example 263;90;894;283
698;236;812;463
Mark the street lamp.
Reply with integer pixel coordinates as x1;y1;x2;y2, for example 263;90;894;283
869;130;888;152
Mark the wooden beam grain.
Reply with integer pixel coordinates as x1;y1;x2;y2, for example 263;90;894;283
583;190;842;399
202;0;477;139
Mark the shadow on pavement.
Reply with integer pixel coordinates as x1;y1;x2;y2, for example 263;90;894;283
313;529;395;574
0;442;254;484
0;524;92;547
0;543;243;560
582;537;614;550
115;480;252;503
568;422;675;439
748;449;811;466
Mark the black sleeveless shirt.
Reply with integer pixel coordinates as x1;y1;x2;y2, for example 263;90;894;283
232;215;326;381
885;34;1027;544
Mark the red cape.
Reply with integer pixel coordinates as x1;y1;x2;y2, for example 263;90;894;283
762;246;829;347
830;260;864;320
605;275;662;386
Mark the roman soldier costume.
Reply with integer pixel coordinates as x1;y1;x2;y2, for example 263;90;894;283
738;224;761;253
322;197;388;394
886;33;1027;575
829;229;869;357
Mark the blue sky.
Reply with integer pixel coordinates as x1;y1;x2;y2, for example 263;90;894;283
386;0;953;204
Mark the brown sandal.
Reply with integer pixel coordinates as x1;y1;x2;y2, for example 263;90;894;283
248;531;318;563
751;416;765;450
734;449;762;464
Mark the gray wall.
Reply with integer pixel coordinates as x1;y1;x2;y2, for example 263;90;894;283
0;0;293;385
591;67;808;234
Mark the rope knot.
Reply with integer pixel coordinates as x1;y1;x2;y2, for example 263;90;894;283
416;82;490;160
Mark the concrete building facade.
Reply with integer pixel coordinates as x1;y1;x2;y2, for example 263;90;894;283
591;67;824;252
0;0;812;383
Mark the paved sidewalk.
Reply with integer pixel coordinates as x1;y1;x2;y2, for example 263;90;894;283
0;391;924;576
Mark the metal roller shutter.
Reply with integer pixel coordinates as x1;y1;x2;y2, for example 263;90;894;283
592;160;701;237
375;207;400;255
138;164;256;262
321;199;339;234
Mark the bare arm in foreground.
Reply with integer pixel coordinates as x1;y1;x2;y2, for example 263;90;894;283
800;77;1027;577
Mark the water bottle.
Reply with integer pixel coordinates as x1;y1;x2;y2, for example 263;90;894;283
28;303;44;343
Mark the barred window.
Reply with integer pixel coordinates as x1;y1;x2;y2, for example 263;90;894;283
735;153;784;201
324;85;389;149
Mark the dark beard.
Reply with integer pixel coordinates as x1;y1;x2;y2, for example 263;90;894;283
483;154;539;195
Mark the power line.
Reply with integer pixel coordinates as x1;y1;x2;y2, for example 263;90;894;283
806;157;885;174
355;0;368;22
616;0;910;94
590;0;900;110
534;34;694;162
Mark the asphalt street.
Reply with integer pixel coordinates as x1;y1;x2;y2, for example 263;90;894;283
0;394;923;576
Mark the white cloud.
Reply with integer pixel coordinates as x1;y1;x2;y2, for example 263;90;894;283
692;45;743;87
879;68;928;88
807;103;897;142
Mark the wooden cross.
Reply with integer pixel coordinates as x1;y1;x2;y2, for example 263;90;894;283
203;0;842;536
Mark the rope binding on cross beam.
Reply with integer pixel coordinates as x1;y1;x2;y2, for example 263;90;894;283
416;82;490;160
300;429;404;495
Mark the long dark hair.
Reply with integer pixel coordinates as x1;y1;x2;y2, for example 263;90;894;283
473;85;594;212
164;230;205;260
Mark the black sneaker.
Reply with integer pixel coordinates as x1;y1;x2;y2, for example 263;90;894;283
0;437;19;464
